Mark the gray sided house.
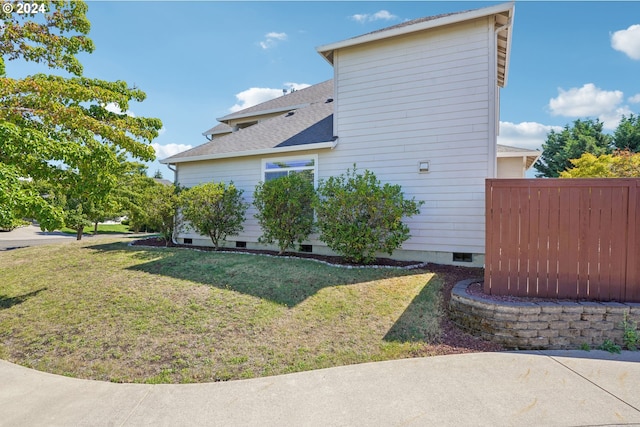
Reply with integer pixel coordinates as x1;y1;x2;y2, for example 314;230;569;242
162;2;539;267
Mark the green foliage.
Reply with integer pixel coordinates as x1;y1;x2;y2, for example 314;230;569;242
579;342;591;351
253;174;315;254
0;163;63;230
534;119;612;177
0;1;94;76
598;339;621;354
0;1;162;231
137;182;182;244
560;150;640;178
613;114;640;152
622;313;639;351
314;166;423;264
180;182;248;250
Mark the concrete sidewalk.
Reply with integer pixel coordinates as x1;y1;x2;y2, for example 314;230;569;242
1;351;639;426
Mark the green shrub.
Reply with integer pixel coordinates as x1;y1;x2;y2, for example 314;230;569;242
180;181;248;250
314;165;423;264
139;183;182;244
622;313;639;351
253;173;315;254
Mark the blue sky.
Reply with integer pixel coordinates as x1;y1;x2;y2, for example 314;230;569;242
6;1;640;178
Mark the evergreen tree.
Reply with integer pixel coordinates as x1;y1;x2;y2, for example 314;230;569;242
534;119;612;177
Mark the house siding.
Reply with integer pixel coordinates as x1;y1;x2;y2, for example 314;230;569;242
174;15;500;266
323;17;495;256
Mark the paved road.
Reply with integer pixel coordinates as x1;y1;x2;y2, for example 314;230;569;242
1;350;640;426
0;225;144;250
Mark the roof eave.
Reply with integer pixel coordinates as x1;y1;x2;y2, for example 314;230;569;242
316;2;515;65
160;139;338;165
216;103;310;123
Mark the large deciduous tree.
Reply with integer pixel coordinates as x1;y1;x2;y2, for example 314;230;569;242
534;119;612;178
1;1;162;234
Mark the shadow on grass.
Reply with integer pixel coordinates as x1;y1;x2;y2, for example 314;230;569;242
85;241;421;308
383;275;442;343
0;288;47;310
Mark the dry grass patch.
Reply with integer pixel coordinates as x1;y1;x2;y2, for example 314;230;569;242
0;239;444;383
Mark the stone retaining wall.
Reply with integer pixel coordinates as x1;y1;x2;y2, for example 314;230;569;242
449;279;640;350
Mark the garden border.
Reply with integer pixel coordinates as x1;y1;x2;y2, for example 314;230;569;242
449;279;640;349
128;240;429;270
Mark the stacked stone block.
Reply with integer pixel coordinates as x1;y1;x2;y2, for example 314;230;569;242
449;279;640;350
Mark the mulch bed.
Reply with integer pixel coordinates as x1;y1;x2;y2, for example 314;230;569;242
131;237;424;268
131;236;504;354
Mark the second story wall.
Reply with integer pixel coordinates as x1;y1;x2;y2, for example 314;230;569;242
323;16;498;255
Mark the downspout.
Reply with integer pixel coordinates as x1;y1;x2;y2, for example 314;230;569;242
166;163;177;184
165;163;180;245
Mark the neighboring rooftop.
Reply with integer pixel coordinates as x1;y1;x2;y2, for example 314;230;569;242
497;144;541;168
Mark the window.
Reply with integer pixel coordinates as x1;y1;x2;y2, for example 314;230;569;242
262;155;317;187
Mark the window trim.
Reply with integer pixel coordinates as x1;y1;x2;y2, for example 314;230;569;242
261;154;318;188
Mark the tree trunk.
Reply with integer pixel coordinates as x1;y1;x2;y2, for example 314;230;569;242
94;221;99;234
76;226;83;241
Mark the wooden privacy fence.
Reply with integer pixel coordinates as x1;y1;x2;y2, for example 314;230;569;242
484;178;640;302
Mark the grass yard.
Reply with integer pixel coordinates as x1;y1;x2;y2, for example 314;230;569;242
0;239;455;384
60;223;131;235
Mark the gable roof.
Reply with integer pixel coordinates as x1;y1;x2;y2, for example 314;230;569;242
317;2;514;87
162;83;336;164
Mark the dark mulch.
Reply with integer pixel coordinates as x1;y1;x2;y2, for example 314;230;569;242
131;237;424;268
132;237;503;353
424;263;505;354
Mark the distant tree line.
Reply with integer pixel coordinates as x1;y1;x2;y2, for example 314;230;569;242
535;115;640;178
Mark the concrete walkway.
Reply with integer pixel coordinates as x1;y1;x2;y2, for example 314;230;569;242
2;351;640;426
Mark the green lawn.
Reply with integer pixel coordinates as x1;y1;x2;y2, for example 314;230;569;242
0;239;446;383
60;223;131;235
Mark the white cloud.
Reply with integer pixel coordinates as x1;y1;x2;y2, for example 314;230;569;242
548;83;635;130
549;83;623;117
259;32;287;50
104;102;135;117
498;121;563;151
151;143;193;160
611;24;640;60
229;82;310;112
372;10;397;21
283;82;311;91
229;88;283;112
629;93;640;104
350;10;398;23
598;106;634;130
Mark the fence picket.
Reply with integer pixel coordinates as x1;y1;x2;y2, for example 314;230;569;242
485;179;640;302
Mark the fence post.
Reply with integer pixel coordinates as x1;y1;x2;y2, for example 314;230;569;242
626;180;639;301
484;179;493;295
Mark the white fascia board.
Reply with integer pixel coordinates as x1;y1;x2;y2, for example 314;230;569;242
160;139;338;165
216;103;310;123
497;150;540;158
316;2;515;64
